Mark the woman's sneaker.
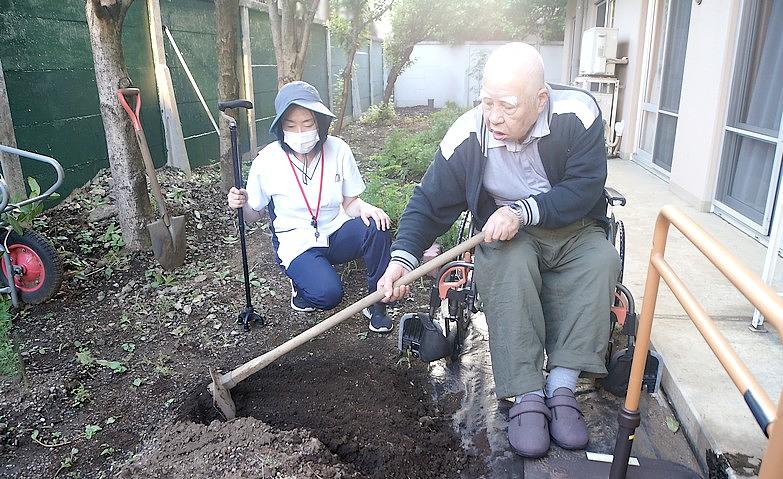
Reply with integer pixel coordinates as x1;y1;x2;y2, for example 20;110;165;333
290;279;316;312
363;304;392;333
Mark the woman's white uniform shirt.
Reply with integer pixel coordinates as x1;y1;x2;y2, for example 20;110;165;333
245;135;366;268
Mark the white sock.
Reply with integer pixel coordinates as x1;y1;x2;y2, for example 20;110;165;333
515;389;545;403
545;367;580;397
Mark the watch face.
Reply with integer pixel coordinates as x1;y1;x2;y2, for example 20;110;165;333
507;203;524;220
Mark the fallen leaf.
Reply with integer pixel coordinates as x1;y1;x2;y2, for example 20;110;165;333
665;415;680;433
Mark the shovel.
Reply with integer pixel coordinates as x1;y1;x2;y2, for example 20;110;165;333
208;232;486;420
118;88;186;270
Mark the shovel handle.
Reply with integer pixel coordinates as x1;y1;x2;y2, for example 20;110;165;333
137;128;170;222
117;87;169;219
117;88;142;131
215;232;486;389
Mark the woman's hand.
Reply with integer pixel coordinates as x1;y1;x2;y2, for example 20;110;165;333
359;202;391;231
343;197;391;231
228;187;248;210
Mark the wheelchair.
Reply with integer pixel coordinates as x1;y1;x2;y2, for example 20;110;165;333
398;187;662;396
398;211;479;362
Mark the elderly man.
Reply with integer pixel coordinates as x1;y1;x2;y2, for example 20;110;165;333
378;43;620;457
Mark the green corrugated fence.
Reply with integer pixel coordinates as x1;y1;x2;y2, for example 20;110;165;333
0;1;384;200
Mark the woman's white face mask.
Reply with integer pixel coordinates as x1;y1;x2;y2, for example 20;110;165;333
284;129;319;154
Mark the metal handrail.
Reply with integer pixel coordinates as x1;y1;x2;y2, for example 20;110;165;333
0;180;9;213
610;204;782;478
0;144;65;209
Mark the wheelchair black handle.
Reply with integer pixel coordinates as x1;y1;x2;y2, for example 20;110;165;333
218;99;253;111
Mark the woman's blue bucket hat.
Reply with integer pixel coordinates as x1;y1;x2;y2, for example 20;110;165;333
269;81;335;135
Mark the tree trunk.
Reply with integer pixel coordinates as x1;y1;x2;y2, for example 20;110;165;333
216;0;240;192
85;0;152;251
269;0;319;88
0;59;25;200
382;44;415;107
334;38;359;134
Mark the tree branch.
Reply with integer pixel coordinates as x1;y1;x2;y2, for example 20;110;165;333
267;0;285;69
280;0;293;61
354;0;393;35
293;0;319;74
91;0;133;21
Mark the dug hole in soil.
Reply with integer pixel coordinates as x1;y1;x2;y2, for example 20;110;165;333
0;109;486;478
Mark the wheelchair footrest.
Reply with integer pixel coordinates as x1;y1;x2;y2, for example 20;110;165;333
601;347;663;397
398;312;454;362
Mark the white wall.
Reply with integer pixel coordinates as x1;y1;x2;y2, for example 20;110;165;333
394;42;564;108
612;0;648;160
668;2;740;209
394;43;468;108
540;44;564;84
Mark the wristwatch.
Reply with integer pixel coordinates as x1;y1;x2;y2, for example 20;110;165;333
506;202;527;225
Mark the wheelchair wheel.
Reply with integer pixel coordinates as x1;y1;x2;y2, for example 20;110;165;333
606;218;625;283
448;305;469;362
615;220;625;283
1;230;63;304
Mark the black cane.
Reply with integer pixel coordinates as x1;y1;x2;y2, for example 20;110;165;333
218;100;263;331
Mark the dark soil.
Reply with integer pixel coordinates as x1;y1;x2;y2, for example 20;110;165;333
0;108;484;478
119;417;359;479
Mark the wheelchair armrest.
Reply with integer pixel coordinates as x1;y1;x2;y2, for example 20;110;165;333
604;187;626;207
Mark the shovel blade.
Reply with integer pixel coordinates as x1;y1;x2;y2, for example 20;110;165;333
168;214;187;267
148;215;186;270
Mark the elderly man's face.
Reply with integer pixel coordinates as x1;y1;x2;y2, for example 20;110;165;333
481;75;547;143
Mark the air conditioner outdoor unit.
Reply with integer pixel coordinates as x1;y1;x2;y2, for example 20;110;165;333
579;27;619;76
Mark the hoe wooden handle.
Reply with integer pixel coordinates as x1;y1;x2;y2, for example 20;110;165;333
215;232;486;390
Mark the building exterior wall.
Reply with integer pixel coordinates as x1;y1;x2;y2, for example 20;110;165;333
612;0;648;161
668;2;740;211
394;42;564;109
564;0;748;213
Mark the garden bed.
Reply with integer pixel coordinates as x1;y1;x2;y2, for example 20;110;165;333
0;107;488;478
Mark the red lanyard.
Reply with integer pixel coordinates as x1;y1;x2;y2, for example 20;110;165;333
286;144;325;239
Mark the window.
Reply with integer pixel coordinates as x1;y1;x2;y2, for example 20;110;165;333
715;0;783;231
595;1;607;28
635;0;692;173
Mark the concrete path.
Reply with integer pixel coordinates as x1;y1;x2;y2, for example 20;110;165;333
606;159;782;478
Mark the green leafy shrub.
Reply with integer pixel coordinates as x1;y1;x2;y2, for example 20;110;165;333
362;104;468;244
0;299;18;376
369;102;465;179
359;103;397;126
2;177;60;235
362;172;416;226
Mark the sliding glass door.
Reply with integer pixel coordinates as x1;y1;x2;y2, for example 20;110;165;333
714;0;783;234
636;0;692;174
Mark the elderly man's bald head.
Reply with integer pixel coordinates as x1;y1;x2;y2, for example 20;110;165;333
482;42;545;97
480;43;549;143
